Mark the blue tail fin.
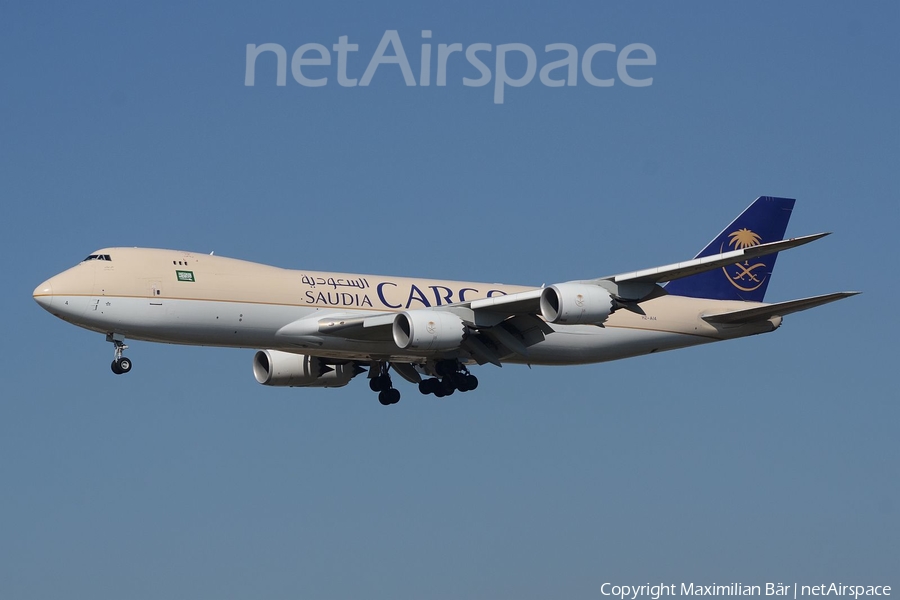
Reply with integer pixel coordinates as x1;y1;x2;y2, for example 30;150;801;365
664;196;795;302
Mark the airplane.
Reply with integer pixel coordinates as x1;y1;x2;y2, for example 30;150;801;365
33;196;857;405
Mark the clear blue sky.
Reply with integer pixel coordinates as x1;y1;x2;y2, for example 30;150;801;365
1;2;897;598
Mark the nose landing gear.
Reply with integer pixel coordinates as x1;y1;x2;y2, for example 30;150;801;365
107;333;133;375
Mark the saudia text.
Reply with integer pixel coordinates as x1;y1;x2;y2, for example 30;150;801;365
300;275;508;309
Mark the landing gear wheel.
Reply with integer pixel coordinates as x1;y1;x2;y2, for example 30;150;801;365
378;388;401;405
418;378;439;395
111;357;132;375
370;363;398;404
465;375;478;390
453;373;471;392
440;378;456;396
428;360;480;395
369;373;392;392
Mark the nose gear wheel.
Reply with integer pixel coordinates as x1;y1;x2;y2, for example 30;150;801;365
108;335;133;375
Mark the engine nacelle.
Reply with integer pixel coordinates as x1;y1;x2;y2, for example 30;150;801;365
392;310;466;351
252;350;356;388
540;283;614;325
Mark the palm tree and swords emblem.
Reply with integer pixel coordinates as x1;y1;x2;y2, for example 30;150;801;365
722;228;767;292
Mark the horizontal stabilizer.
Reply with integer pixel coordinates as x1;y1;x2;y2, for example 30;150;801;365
701;292;860;325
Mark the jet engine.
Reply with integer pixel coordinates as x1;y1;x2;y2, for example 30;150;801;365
252;350;357;387
392;310;466;351
539;283;614;325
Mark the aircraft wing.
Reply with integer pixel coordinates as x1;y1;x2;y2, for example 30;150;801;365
468;288;543;314
273;290;552;365
272;231;839;363
597;232;829;286
701;292;860;325
280;289;545;335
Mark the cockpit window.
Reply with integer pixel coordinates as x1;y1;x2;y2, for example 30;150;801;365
82;254;112;262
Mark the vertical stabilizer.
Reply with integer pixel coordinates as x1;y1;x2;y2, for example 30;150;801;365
664;196;795;302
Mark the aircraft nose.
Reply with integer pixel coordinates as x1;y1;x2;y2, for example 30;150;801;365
33;279;54;310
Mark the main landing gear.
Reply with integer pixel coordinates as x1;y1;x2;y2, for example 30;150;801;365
369;360;479;406
107;333;133;375
417;360;478;398
369;363;400;406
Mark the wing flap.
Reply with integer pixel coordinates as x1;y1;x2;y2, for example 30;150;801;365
701;292;859;324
